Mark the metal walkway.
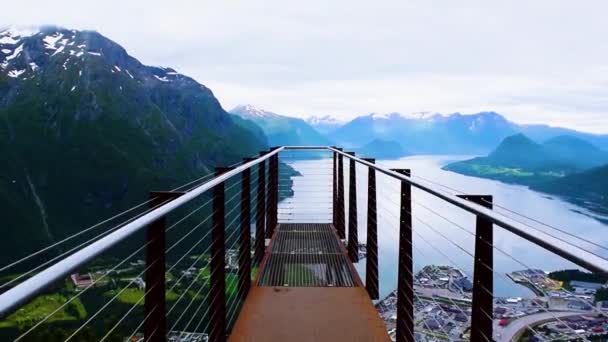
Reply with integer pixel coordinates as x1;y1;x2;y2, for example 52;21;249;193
229;223;390;342
258;223;356;287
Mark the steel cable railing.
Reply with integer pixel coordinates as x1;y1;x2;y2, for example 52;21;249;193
171;162;273;339
330;147;608;273
94;161;271;341
172;170;267;338
0;171;221;277
362;165;598;341
63;258;162;341
0;148;282;318
195;196;272;340
0;197;175;291
277;151;333;224
363;215;485;341
328;152;604;342
371;175;595;338
13;239;153;341
376;163;608;257
64;195;224;342
359;175;482;340
334;152;598;340
371;204;548;341
173;172;270;340
167;202;243;317
0;148;281;342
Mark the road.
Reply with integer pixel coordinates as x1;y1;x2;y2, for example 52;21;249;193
494;311;581;342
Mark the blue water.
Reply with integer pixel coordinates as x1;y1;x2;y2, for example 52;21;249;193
279;155;608;299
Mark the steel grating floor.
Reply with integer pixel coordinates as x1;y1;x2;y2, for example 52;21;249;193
258;223;356;287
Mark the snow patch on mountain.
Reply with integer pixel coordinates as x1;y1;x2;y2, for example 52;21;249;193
305;115;346;125
0;36;18;45
0;27;39;45
154;75;170;82
7;69;25;78
43;33;64;50
0;26;189;85
5;44;23;61
1;27;39;38
369;111;442;120
231;104;280;118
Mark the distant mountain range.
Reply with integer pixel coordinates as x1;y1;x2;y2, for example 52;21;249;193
305;115;345;135
0;27;266;262
230;104;331;146
444;134;608;215
329;111;608;155
232;107;608;157
355;139;406;159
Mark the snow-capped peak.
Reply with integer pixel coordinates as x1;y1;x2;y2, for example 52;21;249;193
0;26;99;79
369;111;442;120
231;104;279;118
0;26;40;44
305;115;346;125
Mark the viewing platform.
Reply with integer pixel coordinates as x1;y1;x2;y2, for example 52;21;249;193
1;146;605;342
229;223;390;342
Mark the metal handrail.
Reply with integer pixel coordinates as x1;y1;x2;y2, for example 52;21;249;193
323;146;608;274
0;147;284;318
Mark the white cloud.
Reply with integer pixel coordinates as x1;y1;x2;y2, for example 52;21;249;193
3;0;608;132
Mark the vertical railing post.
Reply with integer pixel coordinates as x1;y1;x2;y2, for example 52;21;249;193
268;148;279;236
145;191;184;342
347;152;358;263
264;150;274;240
336;148;345;240
458;194;493;342
393;169;414;342
238;159;253;301
209;167;230;342
255;152;267;265
332;147;338;228
363;158;378;300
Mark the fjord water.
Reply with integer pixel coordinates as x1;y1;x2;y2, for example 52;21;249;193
279;156;608;299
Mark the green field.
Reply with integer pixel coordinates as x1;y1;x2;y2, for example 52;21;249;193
466;164;534;178
443;162;562;185
0;294;86;329
103;288;179;306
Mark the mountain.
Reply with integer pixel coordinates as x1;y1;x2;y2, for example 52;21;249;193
519;124;608;150
0;26;267;263
230;104;331;146
332;111;519;154
355;139;406;160
531;165;608;216
443;134;608;185
229;113;268;146
305;115;345;134
331;111;608;154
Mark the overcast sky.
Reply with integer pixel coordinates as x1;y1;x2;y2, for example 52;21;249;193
3;1;608;133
